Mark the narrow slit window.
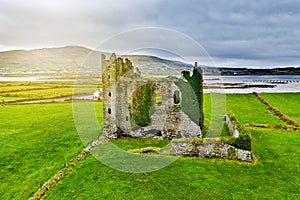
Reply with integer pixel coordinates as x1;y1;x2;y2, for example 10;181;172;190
174;90;180;104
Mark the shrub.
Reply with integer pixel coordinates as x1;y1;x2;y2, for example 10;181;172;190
228;115;252;151
228;148;236;156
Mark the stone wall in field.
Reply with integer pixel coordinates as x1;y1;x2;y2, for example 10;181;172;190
171;139;252;162
223;114;239;138
253;92;300;127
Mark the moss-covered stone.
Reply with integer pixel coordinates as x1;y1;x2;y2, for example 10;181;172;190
130;84;155;127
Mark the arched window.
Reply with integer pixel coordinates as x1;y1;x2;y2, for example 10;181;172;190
108;108;111;114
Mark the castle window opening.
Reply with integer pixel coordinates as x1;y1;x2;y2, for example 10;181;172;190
174;90;180;104
108;108;111;114
156;130;162;136
108;92;111;97
155;89;162;105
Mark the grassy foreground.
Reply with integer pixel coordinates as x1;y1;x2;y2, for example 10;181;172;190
0;103;101;199
44;127;300;199
0;93;299;199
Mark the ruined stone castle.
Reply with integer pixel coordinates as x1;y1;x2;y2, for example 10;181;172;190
101;53;202;139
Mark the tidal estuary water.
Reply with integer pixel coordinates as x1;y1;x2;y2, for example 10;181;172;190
1;75;300;94
204;75;300;93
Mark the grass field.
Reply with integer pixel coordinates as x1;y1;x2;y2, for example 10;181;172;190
260;93;300;122
0;103;102;199
1;87;299;199
225;94;286;125
44;127;300;199
0;81;100;103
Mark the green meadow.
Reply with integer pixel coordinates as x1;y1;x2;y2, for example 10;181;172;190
45;128;300;200
0;81;100;103
260;93;300;122
0;88;299;199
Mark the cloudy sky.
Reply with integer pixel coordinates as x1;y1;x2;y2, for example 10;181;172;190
1;0;300;67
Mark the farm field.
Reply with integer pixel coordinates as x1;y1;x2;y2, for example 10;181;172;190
0;103;102;199
0;81;100;103
260;93;300;122
225;94;286;125
0;88;299;199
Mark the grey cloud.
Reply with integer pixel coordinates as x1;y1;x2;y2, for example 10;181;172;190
0;0;300;67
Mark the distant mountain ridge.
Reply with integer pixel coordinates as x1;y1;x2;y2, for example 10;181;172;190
0;46;94;74
0;45;299;76
0;46;192;76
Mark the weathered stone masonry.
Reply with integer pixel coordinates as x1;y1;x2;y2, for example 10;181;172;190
101;53;252;162
101;53;202;139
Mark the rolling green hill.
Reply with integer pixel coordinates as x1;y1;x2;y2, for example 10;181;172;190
0;46;191;76
0;46;94;74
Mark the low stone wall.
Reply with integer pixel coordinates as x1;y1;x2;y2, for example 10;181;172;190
171;139;252;162
29;138;107;200
223;114;239;138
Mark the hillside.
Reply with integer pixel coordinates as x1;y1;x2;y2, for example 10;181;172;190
0;46;94;75
0;46;191;76
1;45;299;77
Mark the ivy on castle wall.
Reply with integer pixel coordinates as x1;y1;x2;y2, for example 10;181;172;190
130;84;155;127
178;67;204;129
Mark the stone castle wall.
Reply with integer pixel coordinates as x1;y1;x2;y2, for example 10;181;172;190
101;54;202;139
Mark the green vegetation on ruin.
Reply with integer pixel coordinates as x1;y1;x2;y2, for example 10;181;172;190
130;84;156;127
180;67;204;129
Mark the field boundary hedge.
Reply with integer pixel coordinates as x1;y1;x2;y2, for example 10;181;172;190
253;92;300;127
29;138;107;200
247;124;300;131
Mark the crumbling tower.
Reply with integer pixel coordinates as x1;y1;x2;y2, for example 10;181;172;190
102;53;118;138
101;53;202;139
101;53;140;138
